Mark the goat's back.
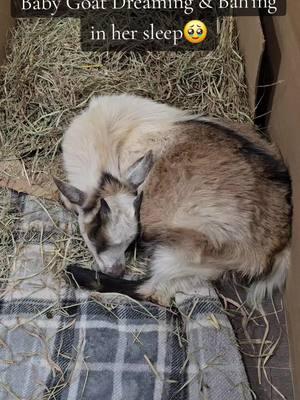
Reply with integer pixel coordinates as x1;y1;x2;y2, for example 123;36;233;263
140;121;291;277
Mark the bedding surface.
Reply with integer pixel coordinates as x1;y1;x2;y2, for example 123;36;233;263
0;190;251;400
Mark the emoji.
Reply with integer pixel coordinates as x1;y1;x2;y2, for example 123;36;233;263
183;20;207;44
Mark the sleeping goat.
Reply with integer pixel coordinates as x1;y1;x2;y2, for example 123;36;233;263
55;94;291;306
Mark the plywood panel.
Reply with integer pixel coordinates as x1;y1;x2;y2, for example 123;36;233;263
236;16;265;113
0;1;14;63
238;10;299;397
267;14;300;399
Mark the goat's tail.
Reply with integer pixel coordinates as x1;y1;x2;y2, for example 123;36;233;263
247;244;290;307
66;265;148;300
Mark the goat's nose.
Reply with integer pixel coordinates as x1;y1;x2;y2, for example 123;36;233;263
104;263;125;278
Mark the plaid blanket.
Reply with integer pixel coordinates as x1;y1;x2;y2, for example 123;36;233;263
0;190;252;400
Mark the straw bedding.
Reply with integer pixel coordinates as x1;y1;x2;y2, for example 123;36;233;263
0;17;252;181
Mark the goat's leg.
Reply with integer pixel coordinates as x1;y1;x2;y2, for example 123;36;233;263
137;245;223;306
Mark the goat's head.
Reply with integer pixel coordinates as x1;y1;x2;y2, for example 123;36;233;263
54;151;153;277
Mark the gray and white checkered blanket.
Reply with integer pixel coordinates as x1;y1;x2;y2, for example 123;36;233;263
0;190;252;400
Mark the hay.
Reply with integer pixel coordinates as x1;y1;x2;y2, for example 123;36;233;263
0;17;252;183
218;285;287;400
0;189;18;285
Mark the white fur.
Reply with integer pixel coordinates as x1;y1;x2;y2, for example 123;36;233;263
79;192;137;274
63;94;188;194
247;245;290;308
105;193;137;245
137;246;222;305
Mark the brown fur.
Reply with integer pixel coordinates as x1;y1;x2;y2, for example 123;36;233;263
140;122;291;279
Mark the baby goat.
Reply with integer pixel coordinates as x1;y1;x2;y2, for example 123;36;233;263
55;95;291;306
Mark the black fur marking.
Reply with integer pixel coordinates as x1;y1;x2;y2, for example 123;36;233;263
66;264;149;299
100;198;111;216
86;210;109;253
82;201;97;214
100;171;137;194
100;172;122;189
134;191;143;218
181;119;291;189
132;192;144;251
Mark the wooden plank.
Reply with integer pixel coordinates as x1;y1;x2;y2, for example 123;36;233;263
267;13;300;399
236;16;265;113
0;0;14;63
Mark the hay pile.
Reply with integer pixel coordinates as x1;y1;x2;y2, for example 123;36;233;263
0;17;252;183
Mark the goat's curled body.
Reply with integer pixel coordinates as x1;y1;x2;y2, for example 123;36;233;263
136;123;290;301
61;95;291;305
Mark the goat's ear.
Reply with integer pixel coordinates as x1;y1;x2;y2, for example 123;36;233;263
126;151;154;189
53;177;86;207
